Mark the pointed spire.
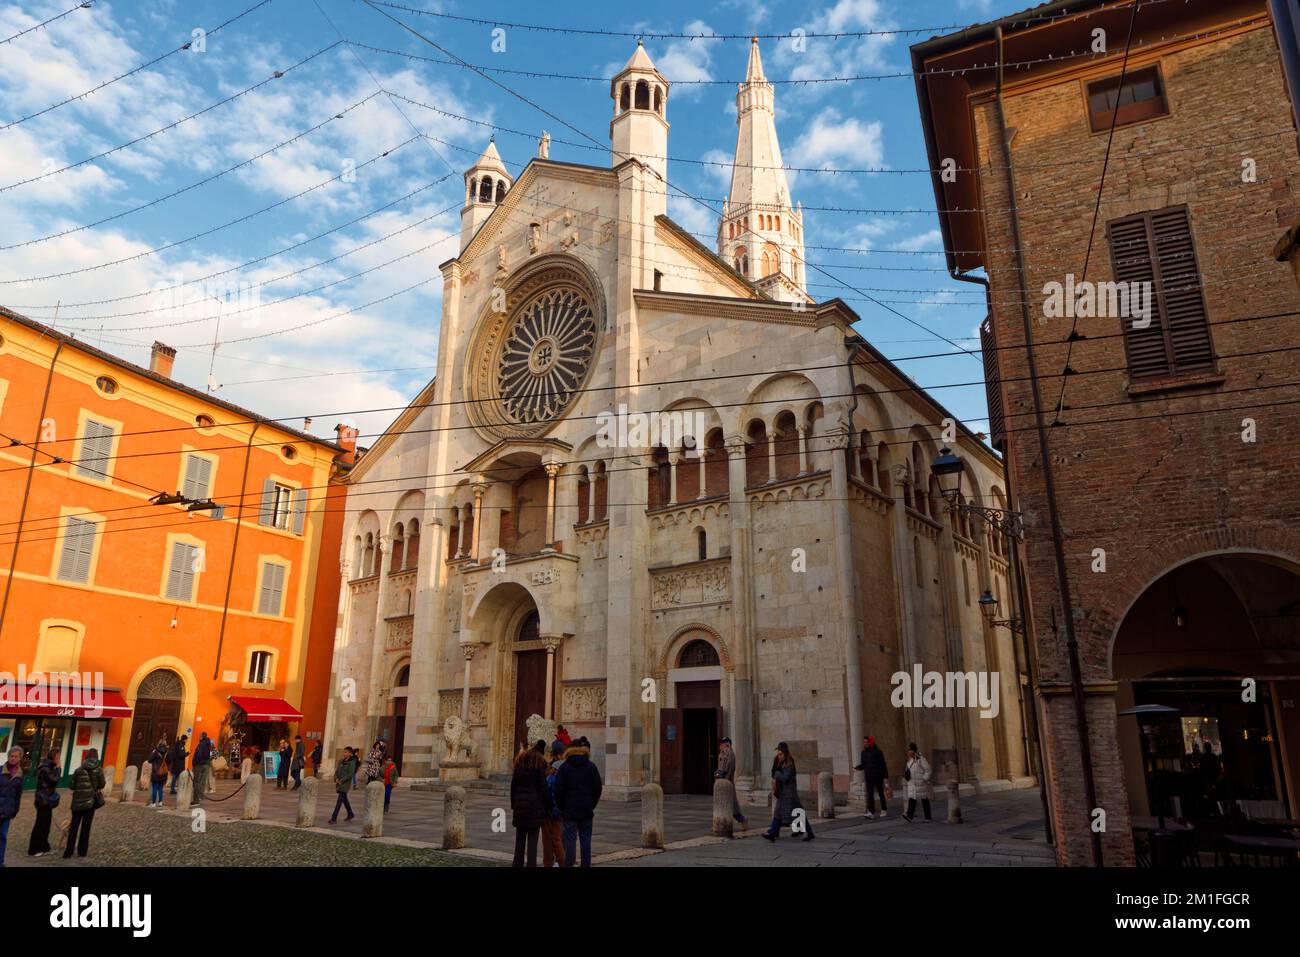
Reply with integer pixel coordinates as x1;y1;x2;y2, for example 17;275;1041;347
745;37;767;85
621;39;659;75
471;139;507;175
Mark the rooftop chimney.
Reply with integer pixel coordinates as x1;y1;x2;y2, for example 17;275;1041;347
335;423;359;467
150;341;176;378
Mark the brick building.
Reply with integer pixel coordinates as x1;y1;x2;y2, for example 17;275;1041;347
914;0;1300;865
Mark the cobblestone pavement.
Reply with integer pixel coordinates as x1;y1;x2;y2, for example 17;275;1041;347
1;776;1052;867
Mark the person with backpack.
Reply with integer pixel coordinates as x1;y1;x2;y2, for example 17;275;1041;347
0;747;23;867
553;736;602;867
27;748;61;857
191;732;213;804
147;739;168;807
167;735;188;794
541;743;566;867
329;747;358;824
63;748;106;860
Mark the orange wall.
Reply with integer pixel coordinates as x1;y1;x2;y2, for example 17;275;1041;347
0;317;345;770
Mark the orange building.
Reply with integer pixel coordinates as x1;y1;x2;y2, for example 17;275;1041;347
0;306;351;787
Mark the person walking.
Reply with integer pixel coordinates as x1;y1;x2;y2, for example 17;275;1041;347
147;739;168;807
27;748;61;857
276;739;292;790
541;743;565;868
854;735;889;819
902;743;933;822
329;747;358;824
509;741;551;867
553;736;602;867
290;736;305;790
191;732;213;803
310;740;323;777
0;747;24;867
382;754;398;812
167;735;188;794
761;742;814;842
63;748;106;860
714;737;748;831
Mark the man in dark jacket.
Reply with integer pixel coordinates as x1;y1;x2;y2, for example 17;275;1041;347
167;735;188;794
854;735;889;819
553;737;602;867
64;750;106;860
192;732;213;804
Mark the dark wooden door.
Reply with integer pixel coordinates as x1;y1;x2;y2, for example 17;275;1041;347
392;697;407;770
126;698;180;768
513;650;548;753
682;706;723;795
659;707;683;794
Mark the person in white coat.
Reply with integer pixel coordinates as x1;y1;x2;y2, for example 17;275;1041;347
902;743;933;822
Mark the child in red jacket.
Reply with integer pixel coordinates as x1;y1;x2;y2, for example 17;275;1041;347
382;757;398;812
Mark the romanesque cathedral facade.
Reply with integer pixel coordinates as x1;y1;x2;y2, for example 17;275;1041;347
323;41;1029;802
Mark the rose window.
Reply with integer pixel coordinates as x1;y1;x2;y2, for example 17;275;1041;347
496;286;597;424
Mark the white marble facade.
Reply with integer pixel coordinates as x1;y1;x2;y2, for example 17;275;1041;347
323;42;1029;801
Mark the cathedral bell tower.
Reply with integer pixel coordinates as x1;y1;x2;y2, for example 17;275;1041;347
460;139;511;253
610;41;669;218
718;39;808;303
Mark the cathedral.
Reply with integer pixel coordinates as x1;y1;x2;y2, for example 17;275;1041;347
323;40;1030;803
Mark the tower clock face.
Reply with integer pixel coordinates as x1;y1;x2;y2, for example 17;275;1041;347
496;286;597;425
463;261;605;442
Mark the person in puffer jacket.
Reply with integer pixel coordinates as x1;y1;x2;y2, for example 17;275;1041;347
64;750;106;860
553;737;602;867
0;747;24;868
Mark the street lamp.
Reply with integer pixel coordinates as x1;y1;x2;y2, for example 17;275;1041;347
933;446;964;502
978;588;1025;635
930;448;1025;540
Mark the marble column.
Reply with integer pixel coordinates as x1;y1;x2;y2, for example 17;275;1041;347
543;462;561;551
471;484;486;563
725;434;757;792
542;635;562;719
459;642;480;721
827;424;863;795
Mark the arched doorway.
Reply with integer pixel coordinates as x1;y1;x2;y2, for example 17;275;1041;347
1112;554;1300;827
512;609;547;753
126;669;183;768
660;636;723;795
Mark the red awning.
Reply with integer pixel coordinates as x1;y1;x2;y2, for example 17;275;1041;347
0;684;132;719
229;696;303;723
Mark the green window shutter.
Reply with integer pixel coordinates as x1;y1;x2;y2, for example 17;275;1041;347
291;488;307;535
58;517;96;582
75;420;115;479
259;479;277;526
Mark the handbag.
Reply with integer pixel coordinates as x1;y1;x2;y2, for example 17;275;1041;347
36;789;60;809
92;790;106;809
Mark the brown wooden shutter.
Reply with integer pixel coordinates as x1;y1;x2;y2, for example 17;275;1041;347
979;317;1005;449
1107;205;1214;380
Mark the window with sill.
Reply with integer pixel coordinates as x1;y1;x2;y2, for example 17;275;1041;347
248;650;273;685
1106;205;1215;381
1086;65;1167;132
259;480;304;532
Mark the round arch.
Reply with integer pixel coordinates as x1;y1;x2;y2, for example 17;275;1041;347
115;656;200;770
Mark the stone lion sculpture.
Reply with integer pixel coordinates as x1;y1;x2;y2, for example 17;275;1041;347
442;714;477;762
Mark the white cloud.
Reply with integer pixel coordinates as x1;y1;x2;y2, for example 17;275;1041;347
787;108;885;175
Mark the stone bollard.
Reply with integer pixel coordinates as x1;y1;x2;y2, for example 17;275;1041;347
442;785;466;850
946;782;963;824
817;771;835;819
240;758;252;783
207;769;217;795
120;765;138;802
139;763;150;790
176;770;194;811
243;773;262;820
102;765;115;796
296;775;318;827
712;778;735;838
641;783;664;848
363;780;385;837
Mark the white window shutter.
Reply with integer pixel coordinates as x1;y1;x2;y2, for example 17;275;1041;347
76;421;115;479
291;488;306;535
58;517;95;582
74;519;95;582
259;479;276;525
166;543;185;599
183;455;212;499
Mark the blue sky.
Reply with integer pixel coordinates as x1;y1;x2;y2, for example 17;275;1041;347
0;0;1016;443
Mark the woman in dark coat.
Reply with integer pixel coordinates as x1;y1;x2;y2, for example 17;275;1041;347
28;749;62;856
276;739;292;790
0;747;24;867
761;742;815;842
509;741;552;867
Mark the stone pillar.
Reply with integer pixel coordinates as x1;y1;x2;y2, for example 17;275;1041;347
725;435;757;792
102;765;115;796
542;635;561;719
363;780;385;837
668;453;680;505
946;781;963;824
641;783;664;848
176;770;193;812
240;757;252;782
243;773;262;820
139;762;150;791
119;765;138;802
712;779;735;837
471;484;486;562
296;775;318;827
587;469;597;518
765;427;776;482
828;424;864;796
442;785;466;849
797;426;809;474
459;642;479;721
890;461;922;749
937;497;976;784
697;446;707;498
543;462;561;550
817;771;835;819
